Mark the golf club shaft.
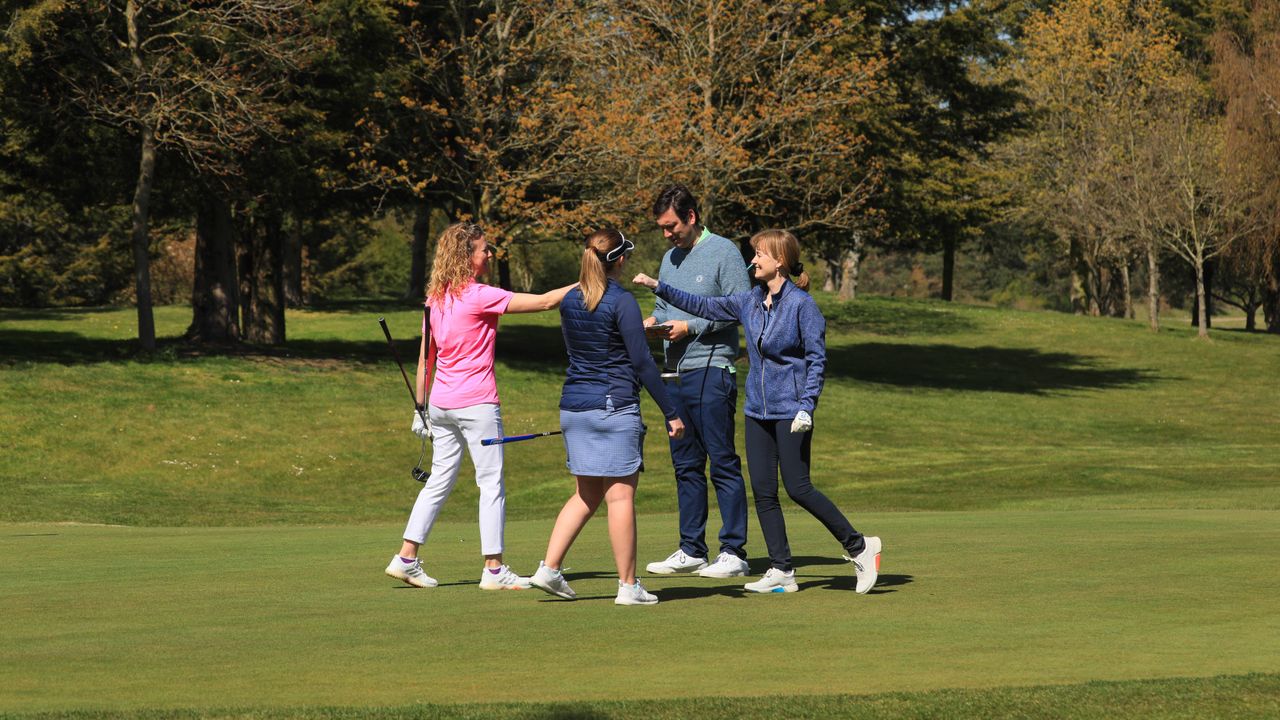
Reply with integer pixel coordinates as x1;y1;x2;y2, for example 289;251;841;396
378;318;421;407
480;431;563;446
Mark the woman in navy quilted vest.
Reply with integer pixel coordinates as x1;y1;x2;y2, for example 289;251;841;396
633;229;883;596
529;228;686;606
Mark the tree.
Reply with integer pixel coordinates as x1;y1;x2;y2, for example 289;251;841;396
355;0;595;290
1149;98;1255;338
1211;0;1280;333
556;0;886;248
1012;0;1193;323
9;1;317;348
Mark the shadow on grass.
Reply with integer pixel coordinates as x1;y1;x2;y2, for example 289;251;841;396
827;343;1160;394
0;321;572;372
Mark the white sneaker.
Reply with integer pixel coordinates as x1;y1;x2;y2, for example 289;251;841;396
529;561;576;600
615;580;659;606
844;536;882;594
698;552;750;578
478;564;532;590
384;555;438;588
645;548;708;575
744;567;798;593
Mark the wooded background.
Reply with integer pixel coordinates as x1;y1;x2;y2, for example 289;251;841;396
3;0;1278;348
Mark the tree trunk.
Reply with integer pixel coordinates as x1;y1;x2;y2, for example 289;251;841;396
1121;261;1133;319
403;203;431;301
838;246;860;301
823;256;839;292
188;193;241;343
1263;278;1280;333
1147;243;1160;332
1194;259;1209;338
284;215;304;307
941;234;955;301
129;124;158;351
1191;260;1214;329
126;0;155;351
1245;305;1256;331
244;212;286;344
1069;235;1087;315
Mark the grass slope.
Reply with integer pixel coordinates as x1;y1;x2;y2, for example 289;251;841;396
2;296;1278;526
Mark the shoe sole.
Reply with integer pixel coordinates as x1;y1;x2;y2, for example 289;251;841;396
530;580;576;600
385;569;437;588
745;584;798;593
698;570;747;578
615;598;659;605
479;583;530;590
645;563;708;574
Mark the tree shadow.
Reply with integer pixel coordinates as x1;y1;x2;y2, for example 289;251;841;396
825;343;1161;394
0;321;571;370
495;323;569;374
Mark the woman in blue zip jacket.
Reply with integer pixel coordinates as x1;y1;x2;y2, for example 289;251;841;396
634;229;881;594
529;228;686;606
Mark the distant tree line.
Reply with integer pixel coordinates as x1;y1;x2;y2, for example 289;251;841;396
2;0;1277;349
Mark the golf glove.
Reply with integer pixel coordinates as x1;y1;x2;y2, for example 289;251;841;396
790;410;813;434
411;406;432;439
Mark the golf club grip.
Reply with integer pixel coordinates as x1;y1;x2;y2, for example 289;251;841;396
480;431;563;446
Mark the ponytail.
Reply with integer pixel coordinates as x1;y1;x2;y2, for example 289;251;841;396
579;247;607;312
579;228;634;312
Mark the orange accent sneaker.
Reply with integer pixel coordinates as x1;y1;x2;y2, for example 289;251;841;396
845;536;882;594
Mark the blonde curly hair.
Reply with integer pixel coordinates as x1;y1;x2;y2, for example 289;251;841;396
427;222;485;304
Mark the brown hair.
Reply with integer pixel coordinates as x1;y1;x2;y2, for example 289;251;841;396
579;228;629;312
427;222;485;304
750;229;809;290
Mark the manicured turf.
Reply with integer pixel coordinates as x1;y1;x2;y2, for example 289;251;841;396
2;296;1278;717
2;510;1278;712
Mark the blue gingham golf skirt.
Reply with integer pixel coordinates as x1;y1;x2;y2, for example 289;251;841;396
560;401;646;477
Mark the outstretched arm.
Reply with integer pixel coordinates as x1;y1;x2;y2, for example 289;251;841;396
633;273;745;324
505;282;577;313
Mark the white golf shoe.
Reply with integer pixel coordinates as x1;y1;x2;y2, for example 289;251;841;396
844;536;882;594
645;548;707;575
698;552;750;578
615;580;659;606
744;567;798;593
385;556;438;588
530;561;576;600
478;564;532;590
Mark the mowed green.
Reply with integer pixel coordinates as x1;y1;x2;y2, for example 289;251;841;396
2;296;1279;717
2;510;1278;713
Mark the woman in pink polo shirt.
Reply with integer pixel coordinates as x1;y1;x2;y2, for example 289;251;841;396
385;222;575;590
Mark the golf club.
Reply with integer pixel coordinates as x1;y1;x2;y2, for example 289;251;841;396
480;430;563;446
378;316;431;483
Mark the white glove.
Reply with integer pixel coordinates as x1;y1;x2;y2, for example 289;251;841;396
790;410;813;434
411;407;432;439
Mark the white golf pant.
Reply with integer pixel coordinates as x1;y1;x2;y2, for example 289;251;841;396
402;403;506;555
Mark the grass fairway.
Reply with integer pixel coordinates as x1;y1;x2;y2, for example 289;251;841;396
2;510;1278;714
2;296;1279;717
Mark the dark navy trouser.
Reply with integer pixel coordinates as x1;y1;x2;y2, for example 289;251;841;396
744;416;864;572
668;367;748;560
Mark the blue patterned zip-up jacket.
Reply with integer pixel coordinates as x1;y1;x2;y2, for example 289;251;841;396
653;279;825;420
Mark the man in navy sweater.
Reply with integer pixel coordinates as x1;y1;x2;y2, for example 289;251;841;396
643;185;752;578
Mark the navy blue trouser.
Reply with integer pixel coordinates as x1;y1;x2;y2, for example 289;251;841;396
668;367;748;560
744;416;864;572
